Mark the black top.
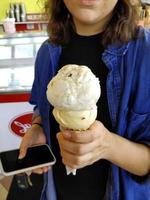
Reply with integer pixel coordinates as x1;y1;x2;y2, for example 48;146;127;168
50;32;112;200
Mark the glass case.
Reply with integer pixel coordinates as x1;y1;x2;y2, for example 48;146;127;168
0;32;48;93
0;32;48;153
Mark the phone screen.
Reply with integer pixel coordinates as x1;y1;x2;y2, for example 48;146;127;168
0;145;55;173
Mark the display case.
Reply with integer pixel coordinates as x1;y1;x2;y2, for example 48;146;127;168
0;32;48;152
0;31;48;93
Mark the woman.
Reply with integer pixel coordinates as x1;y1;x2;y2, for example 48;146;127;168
19;0;150;200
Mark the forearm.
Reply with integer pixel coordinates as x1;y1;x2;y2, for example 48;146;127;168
106;133;150;176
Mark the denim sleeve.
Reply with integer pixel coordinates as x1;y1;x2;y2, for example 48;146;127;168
32;106;40;122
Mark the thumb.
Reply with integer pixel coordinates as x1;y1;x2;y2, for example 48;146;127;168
59;126;72;139
18;142;29;159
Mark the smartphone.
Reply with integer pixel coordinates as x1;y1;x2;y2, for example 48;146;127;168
0;144;56;176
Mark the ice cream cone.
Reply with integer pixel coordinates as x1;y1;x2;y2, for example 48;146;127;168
47;64;101;175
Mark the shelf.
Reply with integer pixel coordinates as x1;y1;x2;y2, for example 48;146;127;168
0;21;48;33
16;21;48;24
0;21;48;25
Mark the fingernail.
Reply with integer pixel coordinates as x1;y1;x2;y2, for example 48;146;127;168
18;154;24;159
63;131;71;138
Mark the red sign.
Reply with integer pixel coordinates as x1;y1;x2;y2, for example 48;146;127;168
9;112;33;137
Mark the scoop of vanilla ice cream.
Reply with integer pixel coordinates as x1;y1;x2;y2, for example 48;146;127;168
53;106;97;130
46;64;100;111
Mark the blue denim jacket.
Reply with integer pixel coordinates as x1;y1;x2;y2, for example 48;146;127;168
30;27;150;200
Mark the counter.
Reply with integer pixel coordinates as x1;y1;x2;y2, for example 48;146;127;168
0;31;48;39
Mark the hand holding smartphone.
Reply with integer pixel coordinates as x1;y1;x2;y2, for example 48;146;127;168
0;144;56;176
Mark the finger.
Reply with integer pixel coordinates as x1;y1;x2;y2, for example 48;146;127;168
61;149;92;169
32;168;44;174
42;166;50;173
18;140;30;159
62;148;101;170
58;132;97;155
57;132;82;154
32;166;50;174
18;130;35;159
75;121;103;142
62;128;99;144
